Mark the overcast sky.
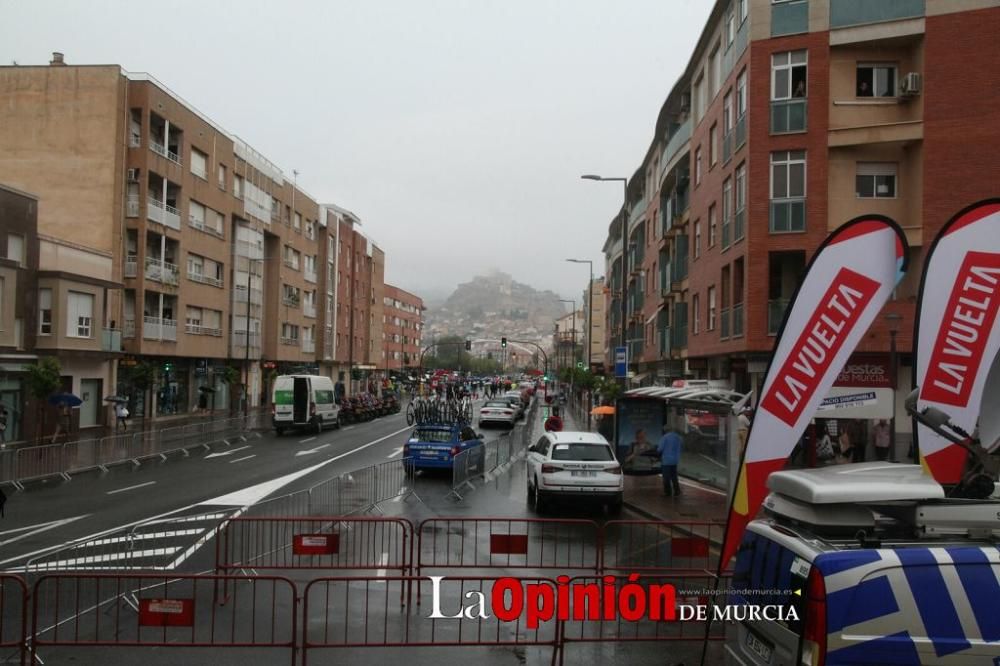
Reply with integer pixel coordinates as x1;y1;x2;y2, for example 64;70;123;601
1;0;711;303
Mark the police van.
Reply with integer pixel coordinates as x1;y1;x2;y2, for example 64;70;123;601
725;462;1000;665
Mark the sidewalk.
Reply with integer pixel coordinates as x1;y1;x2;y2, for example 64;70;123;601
560;405;728;545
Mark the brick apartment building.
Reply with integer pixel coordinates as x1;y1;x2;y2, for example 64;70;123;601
602;0;1000;446
382;285;424;373
0;56;415;432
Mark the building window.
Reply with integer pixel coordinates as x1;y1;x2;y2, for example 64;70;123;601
38;288;52;335
306;220;316;240
772;50;808;100
190;148;208;180
710;44;722;97
735;162;747;241
294;212;302;231
708;203;717;247
770;150;807;232
856;162;897;198
692;293;700;335
282;284;300;306
736;68;747;118
695;147;702;185
694;221;702;259
726;8;736;45
739;0;748;22
709;124;718;166
708;286;717;331
67;291;94;338
722;177;733;249
284;245;300;270
723;92;733;134
6;233;25;266
218;164;227;189
233;175;243;199
857;63;897;97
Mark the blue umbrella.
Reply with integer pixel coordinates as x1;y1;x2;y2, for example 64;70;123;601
48;393;83;407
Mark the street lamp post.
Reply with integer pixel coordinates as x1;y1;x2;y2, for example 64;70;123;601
581;174;628;388
567;258;595;430
885;312;903;462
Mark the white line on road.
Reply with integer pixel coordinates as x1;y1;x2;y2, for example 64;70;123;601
204;445;250;459
229;455;256;464
386;446;403;458
0;515;90;548
42;547;181;568
342;425;356;430
376;552;389;577
106;481;157;495
85;529;204;547
299;436;316;444
295;443;331;457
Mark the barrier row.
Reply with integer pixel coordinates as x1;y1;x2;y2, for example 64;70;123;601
1;416;258;489
0;572;728;666
214;516;728;580
451;401;537;498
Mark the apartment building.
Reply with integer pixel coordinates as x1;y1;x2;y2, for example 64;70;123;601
553;310;584;372
582;277;606;370
602;0;1000;441
0;56;398;416
383;285;424;372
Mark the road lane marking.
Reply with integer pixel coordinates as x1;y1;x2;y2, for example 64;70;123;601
376;552;389;577
205;445;250;459
0;515;90;548
106;481;157;495
342;426;356;430
229;455;256;464
86;529;204;546
43;547;181;568
299;436;316;444
296;443;331;457
386;447;403;458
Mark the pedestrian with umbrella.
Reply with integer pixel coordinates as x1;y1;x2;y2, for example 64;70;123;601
104;395;129;433
48;393;82;444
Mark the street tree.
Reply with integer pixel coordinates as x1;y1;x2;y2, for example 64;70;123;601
23;356;61;444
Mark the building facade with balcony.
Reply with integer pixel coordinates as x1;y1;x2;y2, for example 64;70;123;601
581;277;606;371
383;285;424;373
599;0;1000;447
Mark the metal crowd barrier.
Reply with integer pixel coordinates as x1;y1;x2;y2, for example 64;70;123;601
448;401;537;500
602;520;724;575
0;574;28;666
2;416;257;490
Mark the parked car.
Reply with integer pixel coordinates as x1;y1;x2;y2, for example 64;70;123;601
499;394;525;420
479;400;517;429
272;375;341;435
526;431;623;513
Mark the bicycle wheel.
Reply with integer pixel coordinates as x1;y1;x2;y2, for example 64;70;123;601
406;401;415;426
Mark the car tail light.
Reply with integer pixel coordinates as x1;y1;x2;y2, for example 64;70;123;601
450;446;460;456
605;465;622;475
310;401;316;416
801;566;827;666
541;464;564;474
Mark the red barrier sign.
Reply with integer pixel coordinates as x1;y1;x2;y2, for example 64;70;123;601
490;534;529;555
138;598;195;627
293;534;340;556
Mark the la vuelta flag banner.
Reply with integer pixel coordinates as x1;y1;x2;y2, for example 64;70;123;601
914;199;1000;486
720;217;908;567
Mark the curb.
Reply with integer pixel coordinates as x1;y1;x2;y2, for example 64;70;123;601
622;498;726;548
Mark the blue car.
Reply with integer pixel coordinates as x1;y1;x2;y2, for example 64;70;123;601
403;423;485;473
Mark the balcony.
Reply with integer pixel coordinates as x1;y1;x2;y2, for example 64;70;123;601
126;196;139;218
732;303;744;338
101;328;122;352
304;267;318;284
124;256;138;278
234;240;264;261
734;209;746;242
145;257;179;286
129;132;141;148
185;323;222;337
282;295;301;308
150;140;181;165
189;215;224;239
188;271;223;288
830;0;924;29
303;302;317;318
734;114;747;149
768;299;791;335
302;339;316;354
143;316;177;342
233;285;263;305
280;336;299;346
230;330;261;350
147;197;181;230
123;317;136;338
771;99;807;134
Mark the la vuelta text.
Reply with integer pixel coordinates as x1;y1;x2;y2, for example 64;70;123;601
426;575;799;628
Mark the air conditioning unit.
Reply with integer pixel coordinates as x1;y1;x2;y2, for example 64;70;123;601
126;168;139;182
900;72;921;97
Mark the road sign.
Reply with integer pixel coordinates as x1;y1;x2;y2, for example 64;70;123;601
614;346;628;378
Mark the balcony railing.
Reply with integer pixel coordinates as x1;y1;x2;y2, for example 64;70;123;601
734;113;747;148
280;336;299;346
185;323;222;337
123;317;136;338
101;328;122;352
234;240;264;260
147;197;164;224
732;303;744;338
230;330;261;350
722;218;732;249
145;257;179;286
188;271;223;288
143;316;177;341
770;99;807;134
126;195;139;218
189;215;224;238
150;140;181;165
768;298;791;335
720;307;731;339
304;268;318;284
233;285;263;305
282;295;301;308
124;256;138;278
303;303;317;318
163;202;181;230
734;208;746;242
302;339;316;353
722;131;733;163
129;132;141;148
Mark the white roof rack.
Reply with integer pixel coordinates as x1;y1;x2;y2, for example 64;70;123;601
767;463;945;504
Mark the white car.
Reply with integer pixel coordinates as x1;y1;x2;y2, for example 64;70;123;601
499;394;525;419
526;431;623;513
478;400;517;429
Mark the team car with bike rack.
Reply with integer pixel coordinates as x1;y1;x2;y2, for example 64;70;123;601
402;398;485;474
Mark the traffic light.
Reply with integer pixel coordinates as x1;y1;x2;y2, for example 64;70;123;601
501;337;507;348
465;340;471;351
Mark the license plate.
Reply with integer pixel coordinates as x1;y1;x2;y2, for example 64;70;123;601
745;630;772;662
571;470;597;477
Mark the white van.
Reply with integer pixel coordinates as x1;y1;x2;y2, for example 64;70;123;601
271;374;340;435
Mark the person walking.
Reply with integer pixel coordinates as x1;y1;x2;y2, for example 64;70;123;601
116;402;129;432
873;420;891;461
657;425;683;497
838;423;854;464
